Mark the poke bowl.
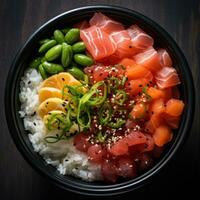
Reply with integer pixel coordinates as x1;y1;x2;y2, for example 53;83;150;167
5;6;194;196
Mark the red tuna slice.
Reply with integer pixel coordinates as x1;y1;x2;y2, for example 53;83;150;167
127;25;154;51
89;12;124;34
155;67;181;89
158;49;172;67
74;133;91;152
134;47;162;72
111;30;137;58
87;144;103;163
125;131;147;147
74;20;89;29
117;156;137;178
80;26;117;60
101;159;118;183
109;139;129;156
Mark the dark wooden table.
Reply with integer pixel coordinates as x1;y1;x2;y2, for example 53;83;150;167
1;0;199;199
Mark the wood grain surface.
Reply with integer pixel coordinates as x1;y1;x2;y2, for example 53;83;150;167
0;0;199;199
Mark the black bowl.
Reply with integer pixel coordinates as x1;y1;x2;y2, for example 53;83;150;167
5;5;195;196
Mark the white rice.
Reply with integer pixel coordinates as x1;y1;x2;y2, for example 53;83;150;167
19;68;102;181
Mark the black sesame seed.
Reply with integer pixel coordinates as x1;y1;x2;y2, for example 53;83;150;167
62;78;65;81
28;81;31;84
33;122;36;126
129;45;132;48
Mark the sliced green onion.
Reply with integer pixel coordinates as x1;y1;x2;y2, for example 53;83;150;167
108;118;126;129
44;132;72;143
46;110;72;132
77;104;91;129
97;131;107;143
88;83;107;106
80;81;105;105
99;103;112;125
47;113;59;131
68;98;78;117
107;77;119;91
62;85;84;98
62;105;72;132
114;90;127;106
121;76;127;86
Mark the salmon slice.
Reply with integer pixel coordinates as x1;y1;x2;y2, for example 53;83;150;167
89;12;124;34
134;47;162;72
127;78;148;96
162;113;180;129
119;58;137;69
74;20;89;29
145;114;164;134
126;65;153;80
80;26;117;60
153;125;172;147
149;98;165;115
157;49;172;67
165;98;184;116
111;30;135;58
155;67;181;89
127;25;154;51
147;87;165;100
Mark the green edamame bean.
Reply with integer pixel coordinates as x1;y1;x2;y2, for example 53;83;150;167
61;28;71;34
72;42;86;53
39;40;57;53
61;43;73;68
38;64;48;79
74;54;93;66
54;30;65;44
68;67;85;80
39;38;51;45
29;57;41;69
42;61;64;74
65;28;80;44
45;44;62;61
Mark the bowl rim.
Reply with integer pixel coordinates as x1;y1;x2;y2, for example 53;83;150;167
4;5;195;196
